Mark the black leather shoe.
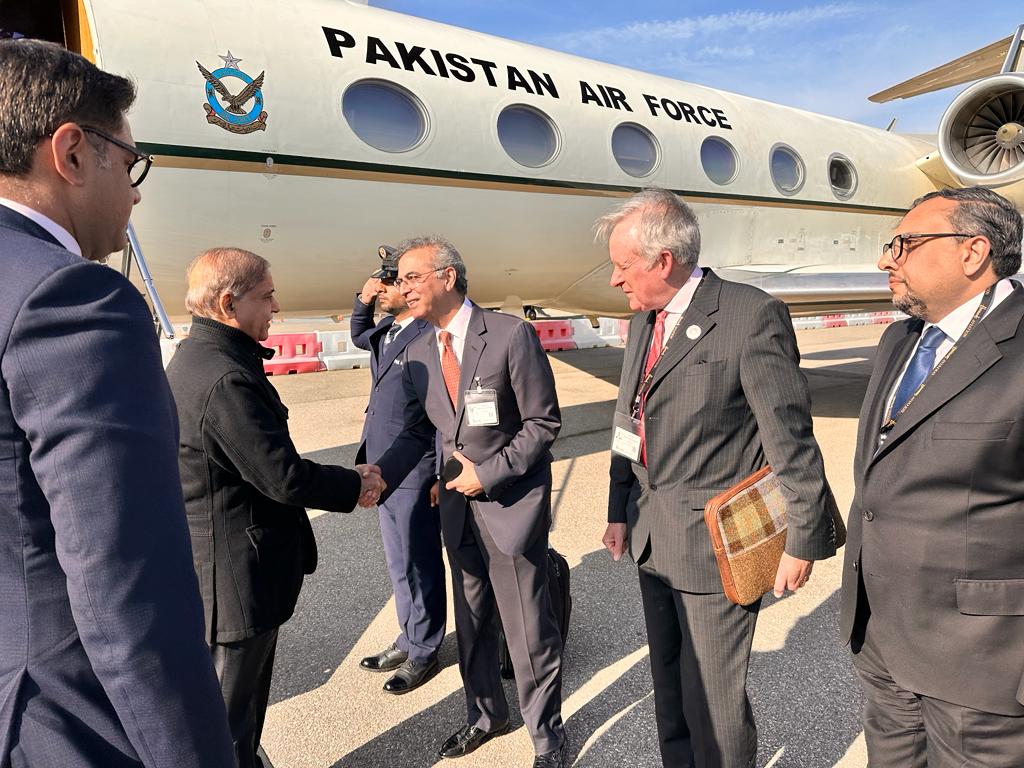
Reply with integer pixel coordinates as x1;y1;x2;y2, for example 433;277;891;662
532;739;567;768
359;644;408;672
438;721;511;758
382;657;439;694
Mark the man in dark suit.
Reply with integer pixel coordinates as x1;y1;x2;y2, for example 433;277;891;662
351;245;446;694
379;237;567;767
841;186;1024;766
0;41;235;767
166;247;384;768
599;189;838;768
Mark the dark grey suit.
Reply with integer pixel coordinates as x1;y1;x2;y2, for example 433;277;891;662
841;284;1024;765
380;303;564;752
610;270;838;767
0;206;234;767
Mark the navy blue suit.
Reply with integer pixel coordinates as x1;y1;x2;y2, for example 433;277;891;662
0;206;233;768
351;296;445;662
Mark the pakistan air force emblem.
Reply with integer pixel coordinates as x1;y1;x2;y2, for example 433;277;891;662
196;51;268;134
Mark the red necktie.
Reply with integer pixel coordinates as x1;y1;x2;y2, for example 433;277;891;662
639;310;668;465
438;330;461;408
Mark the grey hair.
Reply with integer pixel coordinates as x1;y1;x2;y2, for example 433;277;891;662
594;187;701;269
912;186;1023;279
0;40;136;176
395;235;468;295
184;247;270;318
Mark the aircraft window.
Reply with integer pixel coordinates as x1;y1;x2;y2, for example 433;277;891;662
828;153;858;199
770;144;805;195
612;123;659;177
342;80;426;153
700;137;738;185
497;105;559;167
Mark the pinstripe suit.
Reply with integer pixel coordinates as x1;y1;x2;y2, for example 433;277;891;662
609;269;838;767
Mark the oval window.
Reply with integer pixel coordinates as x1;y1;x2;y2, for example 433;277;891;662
828;153;857;199
612;123;659;177
342;80;426;152
497;105;559;167
770;144;805;195
700;136;738;185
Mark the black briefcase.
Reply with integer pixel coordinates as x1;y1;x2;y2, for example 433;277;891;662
498;547;572;679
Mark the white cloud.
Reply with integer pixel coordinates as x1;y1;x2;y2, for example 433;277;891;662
550;3;865;53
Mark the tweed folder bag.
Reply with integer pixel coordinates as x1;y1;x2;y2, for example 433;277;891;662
704;466;846;606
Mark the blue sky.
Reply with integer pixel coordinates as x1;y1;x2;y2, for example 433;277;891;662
370;1;1022;134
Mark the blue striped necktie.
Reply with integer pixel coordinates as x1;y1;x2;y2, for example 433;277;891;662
890;326;946;415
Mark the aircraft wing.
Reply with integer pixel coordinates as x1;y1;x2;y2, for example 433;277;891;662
869;31;1019;103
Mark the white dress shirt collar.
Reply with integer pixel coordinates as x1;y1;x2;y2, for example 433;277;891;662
0;197;82;257
926;278;1014;342
435;297;474;364
659;267;703;342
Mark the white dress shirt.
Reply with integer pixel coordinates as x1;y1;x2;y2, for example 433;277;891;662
436;297;474;365
653;267;703;354
0;197;82;257
883;278;1015;423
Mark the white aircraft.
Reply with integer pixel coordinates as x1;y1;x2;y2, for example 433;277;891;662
15;2;1024;323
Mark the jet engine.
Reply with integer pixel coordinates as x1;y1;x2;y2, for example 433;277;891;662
938;73;1024;187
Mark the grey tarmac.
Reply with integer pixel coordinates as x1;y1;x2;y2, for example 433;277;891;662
261;323;884;768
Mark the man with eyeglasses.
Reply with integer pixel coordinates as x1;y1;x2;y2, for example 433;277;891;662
841;186;1024;766
0;40;234;767
350;245;446;695
377;237;567;767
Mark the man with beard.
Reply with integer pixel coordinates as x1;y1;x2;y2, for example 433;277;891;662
351;245;446;695
841;186;1024;766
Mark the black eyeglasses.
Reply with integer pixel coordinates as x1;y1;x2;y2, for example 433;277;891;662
881;232;976;263
393;268;447;290
80;126;152;187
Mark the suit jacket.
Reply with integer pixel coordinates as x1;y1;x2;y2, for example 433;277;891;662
379;304;561;556
609;269;839;592
0;207;233;767
350;296;436;490
166;317;361;643
840;284;1024;716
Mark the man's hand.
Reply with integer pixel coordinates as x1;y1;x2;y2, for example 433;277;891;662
359;278;381;305
355;463;386;508
429;480;439;507
603;523;628;561
444;451;484;497
773;553;813;598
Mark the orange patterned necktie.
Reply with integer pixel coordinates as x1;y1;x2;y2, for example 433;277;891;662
438;330;461;408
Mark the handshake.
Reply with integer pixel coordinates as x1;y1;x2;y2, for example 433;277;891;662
355;464;387;508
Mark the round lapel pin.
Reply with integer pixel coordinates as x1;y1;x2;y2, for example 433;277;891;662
686;324;702;340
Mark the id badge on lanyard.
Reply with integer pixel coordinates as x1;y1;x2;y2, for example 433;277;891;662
464;378;499;427
611;410;643;463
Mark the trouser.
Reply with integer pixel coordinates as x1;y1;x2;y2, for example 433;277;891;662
210;627;279;768
446;505;565;754
852;615;1024;768
638;568;760;768
378;487;446;662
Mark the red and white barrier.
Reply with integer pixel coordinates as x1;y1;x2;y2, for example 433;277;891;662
262;333;324;376
316;330;372;370
531;320;577;352
790;310;906;331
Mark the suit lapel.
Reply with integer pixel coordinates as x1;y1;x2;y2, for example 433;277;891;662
377;319;427;379
858;321;920;466
621;312;654;409
647;269;721;394
871;286;1024;463
455;306;487;429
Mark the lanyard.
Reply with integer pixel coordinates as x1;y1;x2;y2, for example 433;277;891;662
629;311;683;419
880;283;995;435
